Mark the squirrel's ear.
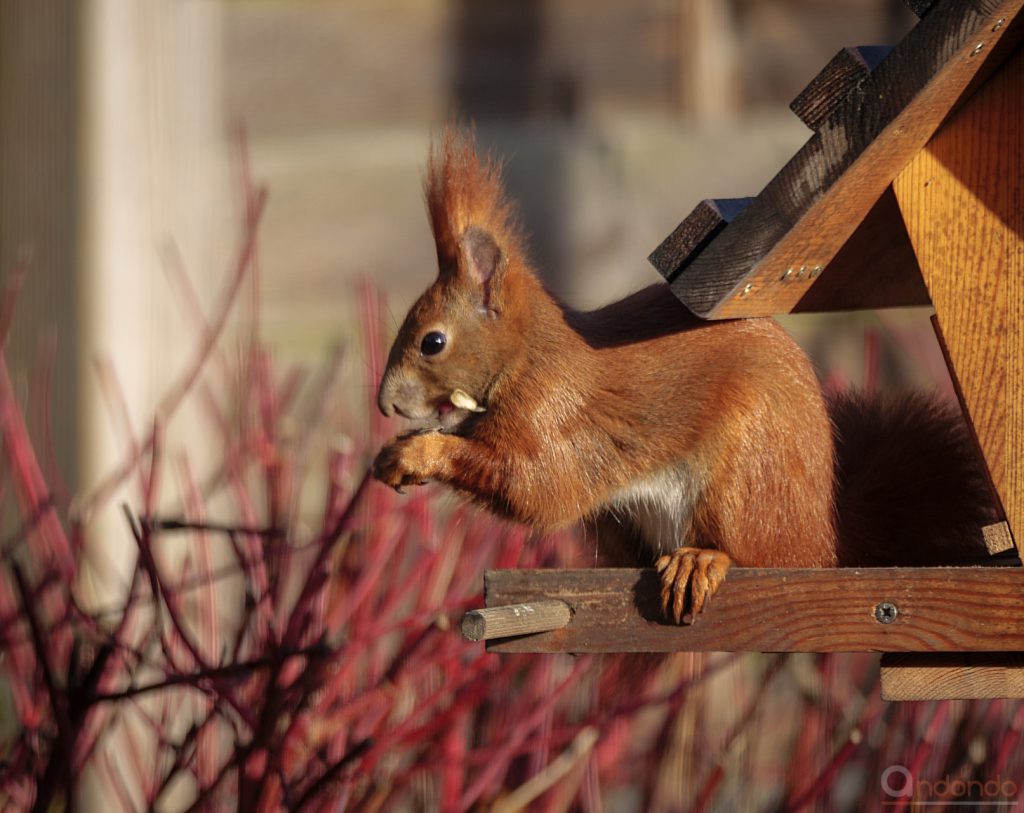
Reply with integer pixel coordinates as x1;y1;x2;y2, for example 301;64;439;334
460;226;504;311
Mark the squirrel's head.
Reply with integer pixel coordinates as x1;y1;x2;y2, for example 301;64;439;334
377;129;531;432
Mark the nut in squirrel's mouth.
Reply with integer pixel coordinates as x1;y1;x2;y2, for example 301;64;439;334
425;390;486;433
396;391;485;433
449;389;485;413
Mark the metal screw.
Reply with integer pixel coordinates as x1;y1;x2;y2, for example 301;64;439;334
971;42;985;56
810;265;823;278
796;265;808;280
780;267;793;282
993;18;1006;32
874;602;899;624
741;283;754;296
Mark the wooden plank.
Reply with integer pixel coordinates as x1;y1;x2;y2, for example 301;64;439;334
654;0;1022;318
790;185;929;312
790;46;892;132
483;567;1024;654
648;197;752;282
892;43;1023;548
881;653;1024;700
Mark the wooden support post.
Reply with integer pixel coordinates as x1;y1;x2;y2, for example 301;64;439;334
461;599;572;642
893;43;1024;552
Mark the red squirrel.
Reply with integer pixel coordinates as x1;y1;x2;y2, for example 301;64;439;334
373;130;995;623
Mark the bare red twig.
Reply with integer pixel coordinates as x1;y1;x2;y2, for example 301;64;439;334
0;355;73;575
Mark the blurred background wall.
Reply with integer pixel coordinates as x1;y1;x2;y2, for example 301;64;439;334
221;0;917;349
0;0;931;537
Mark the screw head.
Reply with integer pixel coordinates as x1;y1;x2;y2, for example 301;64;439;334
971;42;986;56
874;602;899;624
741;283;753;297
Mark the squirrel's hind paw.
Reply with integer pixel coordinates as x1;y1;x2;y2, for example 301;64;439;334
655;547;730;624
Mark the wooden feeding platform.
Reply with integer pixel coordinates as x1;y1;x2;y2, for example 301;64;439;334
462;0;1024;701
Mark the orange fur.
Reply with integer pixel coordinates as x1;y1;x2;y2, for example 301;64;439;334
374;130;993;587
425;129;526;275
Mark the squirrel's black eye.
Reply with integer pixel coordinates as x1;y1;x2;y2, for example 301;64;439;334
420;331;447;356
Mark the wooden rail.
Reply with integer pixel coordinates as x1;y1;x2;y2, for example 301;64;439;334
479;567;1024;654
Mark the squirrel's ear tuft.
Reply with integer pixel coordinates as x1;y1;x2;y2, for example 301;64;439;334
461;226;504;310
427;127;525;292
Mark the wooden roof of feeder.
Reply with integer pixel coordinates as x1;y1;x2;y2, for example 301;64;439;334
468;0;1024;701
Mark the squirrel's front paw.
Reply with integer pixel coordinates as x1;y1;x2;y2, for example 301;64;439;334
655;547;730;625
372;432;439;493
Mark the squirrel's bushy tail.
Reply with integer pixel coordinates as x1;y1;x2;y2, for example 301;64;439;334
828;391;998;566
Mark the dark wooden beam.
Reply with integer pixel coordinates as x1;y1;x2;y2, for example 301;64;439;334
650;0;1022;318
482;566;1024;654
648;197;752;283
790;45;892;132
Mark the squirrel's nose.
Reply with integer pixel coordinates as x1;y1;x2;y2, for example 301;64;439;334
377;371;402;417
377;375;393;417
378;370;421;418
377;389;395;418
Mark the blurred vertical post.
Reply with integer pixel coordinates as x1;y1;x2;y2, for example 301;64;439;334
79;0;230;590
77;0;229;807
675;0;740;122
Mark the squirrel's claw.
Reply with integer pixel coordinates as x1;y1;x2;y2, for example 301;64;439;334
655;547;731;625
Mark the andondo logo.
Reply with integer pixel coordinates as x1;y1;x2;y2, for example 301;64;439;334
881;765;1019;806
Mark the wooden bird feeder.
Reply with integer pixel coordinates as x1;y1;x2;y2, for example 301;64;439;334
463;0;1024;701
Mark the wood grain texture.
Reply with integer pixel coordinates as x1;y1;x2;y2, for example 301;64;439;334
790;46;892;132
483;567;1024;654
984;522;1015;555
791;185;929;312
648;197;752;282
881;653;1024;699
893;43;1023;549
653;0;1022;318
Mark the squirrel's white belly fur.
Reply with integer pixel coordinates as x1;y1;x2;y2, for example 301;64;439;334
606;465;702;556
